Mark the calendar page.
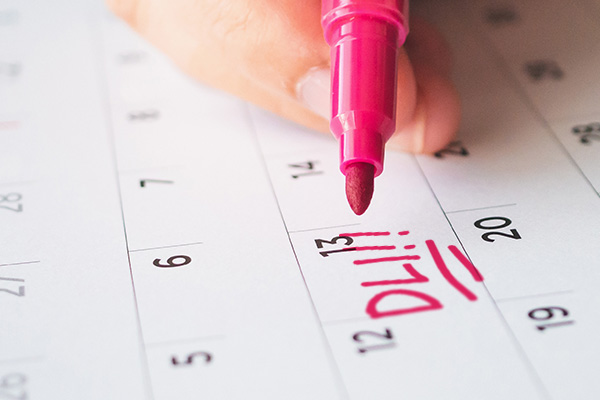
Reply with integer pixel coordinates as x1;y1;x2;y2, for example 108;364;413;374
2;0;600;399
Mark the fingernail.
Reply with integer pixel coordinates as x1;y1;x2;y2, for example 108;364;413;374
296;67;330;120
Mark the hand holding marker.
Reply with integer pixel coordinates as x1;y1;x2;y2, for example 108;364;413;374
107;0;461;212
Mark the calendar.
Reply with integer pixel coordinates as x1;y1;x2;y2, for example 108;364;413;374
2;0;600;399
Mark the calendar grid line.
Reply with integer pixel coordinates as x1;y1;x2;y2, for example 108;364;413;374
245;105;350;400
93;20;156;400
445;203;517;214
129;242;203;253
411;153;552;400
145;334;226;348
0;276;24;282
116;165;185;175
288;223;362;234
322;316;372;326
0;260;39;267
4;1;598;397
471;4;600;199
495;290;574;303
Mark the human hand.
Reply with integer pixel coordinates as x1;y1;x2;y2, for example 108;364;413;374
107;0;460;153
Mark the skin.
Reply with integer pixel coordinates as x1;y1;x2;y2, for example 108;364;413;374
106;0;461;153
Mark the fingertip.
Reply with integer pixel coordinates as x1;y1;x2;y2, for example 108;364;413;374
389;66;460;154
387;13;460;154
394;51;418;129
419;72;461;154
405;16;453;77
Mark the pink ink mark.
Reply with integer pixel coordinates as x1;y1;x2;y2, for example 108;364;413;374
403;245;416;250
354;255;421;265
366;289;443;319
355;246;396;251
361;263;428;286
339;231;390;237
0;121;20;130
398;231;410;236
448;245;483;282
426;240;477;301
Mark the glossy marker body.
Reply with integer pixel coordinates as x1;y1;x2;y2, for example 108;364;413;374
321;0;409;214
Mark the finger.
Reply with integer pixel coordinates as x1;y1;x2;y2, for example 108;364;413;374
388;17;461;154
388;64;461;154
107;0;331;131
106;0;460;153
404;16;453;77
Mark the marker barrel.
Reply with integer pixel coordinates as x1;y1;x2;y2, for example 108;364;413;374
322;0;409;176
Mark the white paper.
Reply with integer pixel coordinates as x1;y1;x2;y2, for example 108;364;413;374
1;0;600;399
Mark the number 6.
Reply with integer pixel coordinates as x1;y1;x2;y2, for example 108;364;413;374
153;255;192;268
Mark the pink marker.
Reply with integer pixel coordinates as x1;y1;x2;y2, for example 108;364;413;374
321;0;409;215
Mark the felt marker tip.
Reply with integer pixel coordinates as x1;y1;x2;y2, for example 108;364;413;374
345;162;375;216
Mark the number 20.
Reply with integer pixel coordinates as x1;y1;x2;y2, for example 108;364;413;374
474;216;521;242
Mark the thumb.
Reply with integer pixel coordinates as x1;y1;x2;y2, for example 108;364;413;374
107;0;332;131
